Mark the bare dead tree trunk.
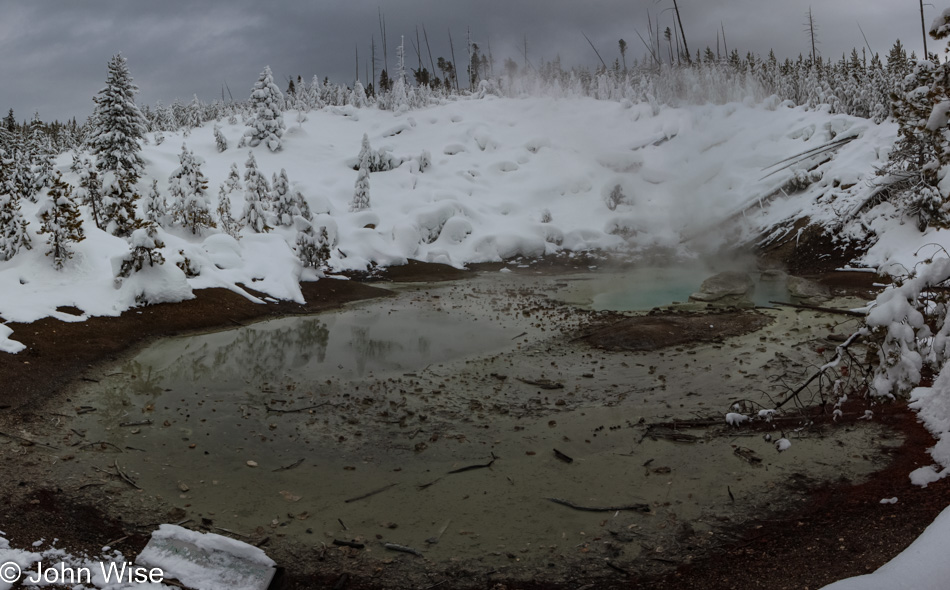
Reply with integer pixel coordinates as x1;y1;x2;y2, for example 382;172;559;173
449;28;460;93
806;7;818;64
422;25;436;79
921;0;929;58
672;0;691;64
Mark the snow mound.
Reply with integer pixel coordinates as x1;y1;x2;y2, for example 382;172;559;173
821;505;950;589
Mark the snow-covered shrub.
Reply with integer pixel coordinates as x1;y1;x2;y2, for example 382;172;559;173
605;184;627;211
176;249;200;277
115;223;165;279
295;216;330;269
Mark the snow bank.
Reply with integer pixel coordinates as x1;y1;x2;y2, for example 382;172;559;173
909;361;950;486
821;505;950;590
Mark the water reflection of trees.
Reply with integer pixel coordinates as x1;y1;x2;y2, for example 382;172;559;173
135;319;331;386
348;325;401;376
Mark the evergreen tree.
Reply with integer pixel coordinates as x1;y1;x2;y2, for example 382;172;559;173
75;156;106;230
270;168;297;226
351;137;372;212
216;183;242;239
101;171;142;237
241;152;271;232
90;54;147;183
28;113;54;192
168;144;215;234
36;172;84;270
0;152;31;261
142;178;166;225
243;66;286;151
188;94;203;129
213;124;228;152
878;14;950;230
116;222;165;279
294;216;330;269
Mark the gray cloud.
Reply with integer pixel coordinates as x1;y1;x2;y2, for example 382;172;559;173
0;0;933;122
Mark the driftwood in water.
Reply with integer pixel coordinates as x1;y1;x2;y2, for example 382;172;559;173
546;497;650;512
343;483;397;503
447;453;497;474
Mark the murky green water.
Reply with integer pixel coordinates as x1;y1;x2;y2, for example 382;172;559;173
55;271;893;576
553;266;789;311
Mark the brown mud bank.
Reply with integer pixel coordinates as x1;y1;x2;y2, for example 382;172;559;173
0;256;928;590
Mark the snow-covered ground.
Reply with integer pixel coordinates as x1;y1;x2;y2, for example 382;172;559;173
0;96;906;352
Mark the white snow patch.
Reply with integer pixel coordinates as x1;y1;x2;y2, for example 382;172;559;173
821;505;950;589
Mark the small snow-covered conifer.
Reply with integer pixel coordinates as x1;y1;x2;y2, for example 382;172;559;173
116;222;165;279
351;159;371;212
37;172;84;270
168;144;215;234
244;66;286;152
75;157;106;230
0;153;31;261
270;168;297;226
241;152;271;232
216;183;241;239
605;184;626;211
214;124;228;152
142;178;166;225
295;216;330;269
102;171;142;237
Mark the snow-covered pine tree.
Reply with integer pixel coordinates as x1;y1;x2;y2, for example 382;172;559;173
28;114;54;192
216;183;241;239
142;178;166;225
101;171;142;237
115;222;165;280
213;124;228;152
350;81;368;108
0;152;31;261
90;54;147;184
188;94;203;129
878;15;950;230
75;156;106;230
243;66;286;152
36;172;84;270
270;168;297;226
292;186;312;221
13;146;35;203
294;216;330;269
241;152;271;232
351;138;372;212
168;144;215;235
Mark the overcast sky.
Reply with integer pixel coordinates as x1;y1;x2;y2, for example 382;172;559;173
0;1;935;122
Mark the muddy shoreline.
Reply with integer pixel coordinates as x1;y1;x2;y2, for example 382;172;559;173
0;256;942;590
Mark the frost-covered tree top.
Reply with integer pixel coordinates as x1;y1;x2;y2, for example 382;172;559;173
244;66;286;152
90;54;147;183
